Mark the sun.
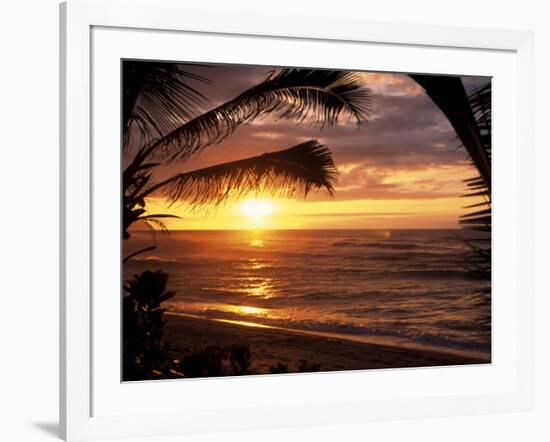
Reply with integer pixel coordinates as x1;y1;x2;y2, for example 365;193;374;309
240;199;273;219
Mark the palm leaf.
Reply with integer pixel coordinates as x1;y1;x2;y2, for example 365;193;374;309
410;75;491;290
137;69;372;163
141;140;337;207
123;60;211;147
410;75;491;191
461;84;492;286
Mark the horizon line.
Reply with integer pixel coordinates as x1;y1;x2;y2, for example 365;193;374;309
130;227;464;232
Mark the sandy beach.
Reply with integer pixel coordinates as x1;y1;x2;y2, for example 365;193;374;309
164;313;489;375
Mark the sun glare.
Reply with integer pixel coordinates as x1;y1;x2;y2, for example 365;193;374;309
240;199;273;219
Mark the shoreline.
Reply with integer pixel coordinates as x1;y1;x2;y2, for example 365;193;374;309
164;312;490;375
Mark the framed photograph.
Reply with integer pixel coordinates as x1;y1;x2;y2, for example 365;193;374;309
60;0;534;440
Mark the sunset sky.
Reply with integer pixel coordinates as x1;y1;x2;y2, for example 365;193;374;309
127;64;490;230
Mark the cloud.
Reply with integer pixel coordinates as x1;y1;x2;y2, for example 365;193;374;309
297;211;421;218
360;72;424;97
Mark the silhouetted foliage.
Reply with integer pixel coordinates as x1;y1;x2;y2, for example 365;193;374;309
410;75;490;189
122;270;177;381
140;140;338;210
175;343;258;378
178;346;227;378
459;84;492;295
410;76;491;303
229;344;253;375
123;61;210;147
269;362;289;374
297;360;322;373
127;67;372;163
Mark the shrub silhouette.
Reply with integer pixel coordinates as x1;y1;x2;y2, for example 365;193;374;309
122;270;176;381
298;360;321;373
178;346;227;378
269;362;289;374
229;344;253;375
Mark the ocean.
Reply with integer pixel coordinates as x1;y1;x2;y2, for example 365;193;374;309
124;229;491;356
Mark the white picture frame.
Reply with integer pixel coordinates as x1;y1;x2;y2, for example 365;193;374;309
60;0;534;440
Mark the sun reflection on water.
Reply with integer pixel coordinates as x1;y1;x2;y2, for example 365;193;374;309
245;258;268;270
234;256;277;298
243;277;276;299
249;239;264;247
185;302;271;318
232;305;267;316
215;318;275;329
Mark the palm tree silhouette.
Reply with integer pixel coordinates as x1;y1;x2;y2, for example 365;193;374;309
411;75;491;294
122;61;372;241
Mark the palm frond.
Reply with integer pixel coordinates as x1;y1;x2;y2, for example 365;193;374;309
139;69;372;163
123;60;211;147
410;75;492;289
410;75;491;191
468;83;492;154
141;140;338;208
460;84;492;285
134;214;179;238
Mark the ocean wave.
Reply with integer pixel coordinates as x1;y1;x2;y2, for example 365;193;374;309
331;239;361;247
131;255;179;264
366;242;423;250
346;251;467;262
434;319;491;332
331;240;459;252
170;308;491;354
387;269;480;280
332;241;421;250
131;230;490;354
291;289;447;303
289;321;491;353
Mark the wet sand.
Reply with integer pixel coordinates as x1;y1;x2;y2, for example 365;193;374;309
164;313;489;374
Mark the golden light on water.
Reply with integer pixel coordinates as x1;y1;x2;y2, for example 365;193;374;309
215;318;275;329
244;278;275;299
246;258;268;270
184;303;271;318
234;305;267;315
223;304;273;321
